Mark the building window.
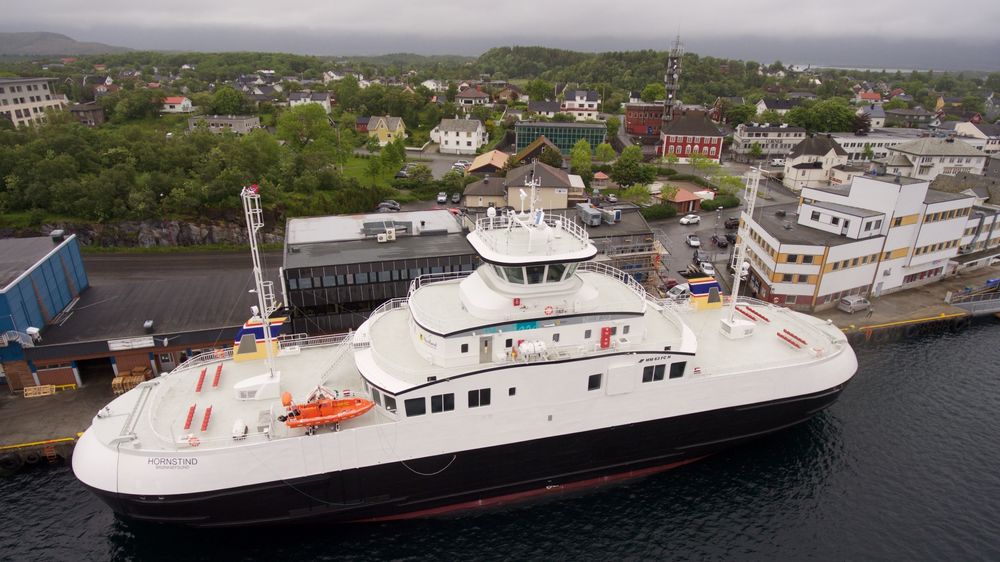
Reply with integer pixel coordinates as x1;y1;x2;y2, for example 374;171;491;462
893;217;902;227
404;398;426;417
584;329;592;339
431;393;455;413
787;254;798;263
831;217;840;225
468;388;491;408
811;211;820;221
802;255;814;264
782;274;793;282
588;374;602;391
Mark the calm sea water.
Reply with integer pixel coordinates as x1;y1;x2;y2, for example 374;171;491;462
3;322;999;561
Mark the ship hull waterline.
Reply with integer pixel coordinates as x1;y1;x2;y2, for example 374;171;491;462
83;382;847;528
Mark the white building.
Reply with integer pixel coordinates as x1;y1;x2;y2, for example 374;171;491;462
857;104;886;128
731;124;807;162
455;87;489;107
0;77;68;127
431;118;488;155
288;91;332;112
421;79;447;92
829;128;935;162
782;136;851;191
755;98;801;116
561;90;600;121
161;96;194;114
881;138;988;181
951;121;1000;154
741;174;984;310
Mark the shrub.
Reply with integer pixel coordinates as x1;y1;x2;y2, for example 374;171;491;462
700;194;740;211
640;204;677;220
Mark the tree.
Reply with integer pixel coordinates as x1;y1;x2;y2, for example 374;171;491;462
725;103;757;125
539;146;563;167
962;95;985;115
365;156;383;186
210;86;247;115
408;164;433;184
595;143;617;163
570;138;593;184
619;183;652;205
748;142;763;160
276;104;332;149
640;83;665;102
334;74;360;111
605;116;620;138
852;112;872;134
883;98;908;110
611;145;644;187
446;83;458;103
552;112;576;122
862;143;874;161
525;79;553;101
757;109;785;125
662;152;679;167
366;135;380;153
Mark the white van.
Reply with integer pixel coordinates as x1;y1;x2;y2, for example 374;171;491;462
666;283;690;300
770;158;785;167
837;295;871;314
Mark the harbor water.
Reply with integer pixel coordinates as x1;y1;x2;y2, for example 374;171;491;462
2;321;999;561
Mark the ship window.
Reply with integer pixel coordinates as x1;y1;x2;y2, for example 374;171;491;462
355;272;369;284
623;325;630;335
468;388;491;408
299;277;313;289
378;270;390;282
461;343;469;353
504;267;524;284
526;265;545;284
670;362;686;379
588;373;602;391
584;329;592;339
323;275;336;287
404;398;426;417
493;265;506;280
654;364;666;381
565;264;578;278
642;365;654;383
546;263;567;282
372;388;382;406
552;333;560;342
505;338;513;348
431;393;455;413
431;266;443;274
509;387;516;396
287;278;298;290
409;268;421;278
384;395;397;412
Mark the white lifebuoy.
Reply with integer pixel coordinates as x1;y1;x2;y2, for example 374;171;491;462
544;305;554;316
188;436;201;447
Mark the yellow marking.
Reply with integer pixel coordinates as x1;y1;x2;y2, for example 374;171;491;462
840;312;968;332
0;436;77;451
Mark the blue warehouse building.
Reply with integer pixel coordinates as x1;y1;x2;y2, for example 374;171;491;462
0;232;88;391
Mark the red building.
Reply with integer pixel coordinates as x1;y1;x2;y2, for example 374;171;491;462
624;102;664;138
659;110;725;163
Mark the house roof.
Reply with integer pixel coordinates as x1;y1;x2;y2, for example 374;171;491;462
861;104;886;119
69;102;102;112
759;98;801;111
890;138;985;157
437;118;483;133
931;172;1000;204
594;171;609;180
882;152;914;167
456;88;488;99
858;92;882;101
369;115;404;130
788;136;848;158
468;150;509;172
568;90;599;102
506;161;571;189
972;122;1000;137
528;101;561;113
923;189;974;204
661;113;723;137
668;188;701;203
886;107;933;117
289;92;330;101
512;135;561;164
463;177;506;197
162;96;187;104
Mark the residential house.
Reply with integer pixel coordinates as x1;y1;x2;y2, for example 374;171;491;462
495;84;525;104
829;127;952;162
252;84;282;98
731;124;808;162
755;98;802;116
420;79;447;92
527;101;561;118
505;162;577;210
951;121;1000;154
879;138;988;181
782;135;851;191
561;90;601;121
659;111;725;163
511;135;562;165
355;116;370;134
788;92;818;101
885;107;934;128
367;115;407;146
858;104;886;128
628;91;642;104
456;87;489;107
741;174;981;311
462;176;507;210
68;102;105;127
467;150;510;175
854;91;882;104
666;187;703;214
161;96;194;113
288;91;332;112
514;121;606;154
188;115;261;135
0;77;68;127
624;102;664;138
431;118;488;155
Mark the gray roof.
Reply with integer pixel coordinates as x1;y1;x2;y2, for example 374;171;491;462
812;201;884;218
861;104;886;119
514;121;606;130
437;118;483;133
742;125;807;133
528;101;561;113
568;90;599;102
285;233;473;270
973;122;1000;137
463;177;506;197
0;237;67;289
883;152;914;167
661;113;723;137
890;138;986;157
931;172;1000;204
505;161;572;188
789;136;848;158
759;98;802;111
749;203;866;247
289;91;330;101
369;115;404;130
886;108;933;117
923;189;975;204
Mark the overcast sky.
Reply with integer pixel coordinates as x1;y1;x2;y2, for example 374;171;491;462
5;1;1000;69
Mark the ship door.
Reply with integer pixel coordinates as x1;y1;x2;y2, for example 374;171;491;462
479;336;493;364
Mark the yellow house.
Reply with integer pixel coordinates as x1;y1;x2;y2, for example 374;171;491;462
367;115;406;146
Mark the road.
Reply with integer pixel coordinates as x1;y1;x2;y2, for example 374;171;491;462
355;147;470;180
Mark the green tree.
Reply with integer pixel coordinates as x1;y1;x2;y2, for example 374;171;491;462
748;142;763;160
570;138;593;184
446;83;458;102
408;164;433;184
725;103;757;125
539;145;563;167
366;135;380;153
610;145;643;187
365;155;383;186
640;83;666;102
662;152;679;167
757;109;785;125
210;86;247;115
962;95;985;115
619;183;652;205
276;104;331;149
334;74;361;111
525;79;553;101
605;116;620;138
552;113;576;122
883;98;908;110
862;143;874;160
595;143;616;162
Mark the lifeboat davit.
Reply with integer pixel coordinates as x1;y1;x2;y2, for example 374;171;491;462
281;387;374;429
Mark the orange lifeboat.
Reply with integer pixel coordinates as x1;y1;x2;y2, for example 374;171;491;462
280;387;374;430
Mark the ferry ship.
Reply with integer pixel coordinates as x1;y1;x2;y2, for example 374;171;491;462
73;181;857;527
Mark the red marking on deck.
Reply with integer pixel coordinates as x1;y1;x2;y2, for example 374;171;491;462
777;332;801;349
201;406;213;432
782;329;807;345
183;404;197;430
195;368;207;393
212;364;222;388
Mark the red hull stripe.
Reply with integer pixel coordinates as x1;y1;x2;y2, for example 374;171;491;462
352;455;708;522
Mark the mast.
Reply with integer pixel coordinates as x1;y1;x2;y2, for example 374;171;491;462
241;185;278;377
727;167;761;323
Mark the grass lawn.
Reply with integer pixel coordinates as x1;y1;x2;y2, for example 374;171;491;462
341;155;396;189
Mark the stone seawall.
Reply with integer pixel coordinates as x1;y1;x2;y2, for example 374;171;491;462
2;220;284;248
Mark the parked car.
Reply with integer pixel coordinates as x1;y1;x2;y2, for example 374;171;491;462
770;158;785;167
686;234;701;247
605;194;618;203
376;200;401;211
725;233;737;244
436;192;448;204
666;283;690;300
711;234;729;248
699;262;716;276
394;168;410;179
724;217;740;229
451;192;461;203
455;159;471;166
837;295;871;314
679;214;701;225
663;277;679;290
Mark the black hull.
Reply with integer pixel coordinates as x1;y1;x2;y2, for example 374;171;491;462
88;383;847;527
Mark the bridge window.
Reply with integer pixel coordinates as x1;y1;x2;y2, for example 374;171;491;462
404;398;426;417
670;362;686;378
526;265;545;284
546;263;567;282
384;395;396;412
468;388;491;408
431;393;455;413
372;388;382;406
503;267;524;284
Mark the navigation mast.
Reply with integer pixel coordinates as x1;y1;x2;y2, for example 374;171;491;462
720;167;761;339
241;185;278;377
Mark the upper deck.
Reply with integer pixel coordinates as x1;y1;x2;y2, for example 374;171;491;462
468;211;598;265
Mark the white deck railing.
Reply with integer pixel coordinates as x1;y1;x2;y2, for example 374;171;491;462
473;213;591;256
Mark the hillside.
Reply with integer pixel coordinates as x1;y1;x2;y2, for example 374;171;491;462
0;32;130;56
